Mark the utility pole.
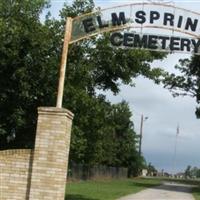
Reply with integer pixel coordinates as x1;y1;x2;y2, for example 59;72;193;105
139;114;148;156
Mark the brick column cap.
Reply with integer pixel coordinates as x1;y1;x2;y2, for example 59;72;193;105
38;107;74;120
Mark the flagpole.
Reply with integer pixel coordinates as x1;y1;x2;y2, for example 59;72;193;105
173;124;179;176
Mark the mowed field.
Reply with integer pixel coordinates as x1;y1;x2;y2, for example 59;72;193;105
65;178;161;200
65;177;200;200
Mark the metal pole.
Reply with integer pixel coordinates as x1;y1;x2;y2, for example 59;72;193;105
139;114;144;156
56;17;73;108
173;124;179;175
173;133;178;175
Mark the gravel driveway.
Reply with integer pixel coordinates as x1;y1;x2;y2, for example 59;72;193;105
117;182;195;200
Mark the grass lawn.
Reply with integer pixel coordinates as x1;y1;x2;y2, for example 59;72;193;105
65;178;162;200
193;187;200;200
192;181;200;200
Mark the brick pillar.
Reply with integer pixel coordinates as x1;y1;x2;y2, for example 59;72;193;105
29;107;73;200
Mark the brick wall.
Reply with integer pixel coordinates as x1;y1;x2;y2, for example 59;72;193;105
0;107;73;200
29;107;73;200
0;149;33;200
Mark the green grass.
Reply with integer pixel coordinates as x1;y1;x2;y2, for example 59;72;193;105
149;177;200;200
160;178;200;200
164;178;200;186
158;177;200;200
193;187;200;200
65;177;200;200
65;178;162;200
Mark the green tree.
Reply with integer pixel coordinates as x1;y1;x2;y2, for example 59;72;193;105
163;55;200;118
0;0;165;176
59;0;166;170
197;169;200;178
0;0;165;149
147;162;157;176
0;0;59;148
190;167;199;178
185;165;192;179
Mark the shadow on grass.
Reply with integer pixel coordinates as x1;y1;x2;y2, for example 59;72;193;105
65;194;100;200
131;179;197;194
192;186;200;194
162;178;199;185
130;181;160;189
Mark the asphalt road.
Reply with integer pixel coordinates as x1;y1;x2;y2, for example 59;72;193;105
117;182;195;200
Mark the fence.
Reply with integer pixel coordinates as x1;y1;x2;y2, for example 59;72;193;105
68;163;128;180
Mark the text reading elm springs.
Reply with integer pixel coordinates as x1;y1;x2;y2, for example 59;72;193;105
82;11;200;53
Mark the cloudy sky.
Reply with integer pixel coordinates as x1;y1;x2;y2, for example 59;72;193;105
48;0;200;173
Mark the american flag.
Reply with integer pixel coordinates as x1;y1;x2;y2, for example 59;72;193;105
176;124;180;135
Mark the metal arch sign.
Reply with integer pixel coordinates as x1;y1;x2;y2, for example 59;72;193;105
56;2;200;108
70;2;200;54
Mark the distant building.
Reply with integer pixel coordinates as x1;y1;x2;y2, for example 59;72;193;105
175;172;185;179
142;169;148;177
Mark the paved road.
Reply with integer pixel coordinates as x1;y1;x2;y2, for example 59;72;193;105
117;182;195;200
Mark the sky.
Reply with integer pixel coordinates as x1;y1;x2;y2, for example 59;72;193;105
47;0;200;173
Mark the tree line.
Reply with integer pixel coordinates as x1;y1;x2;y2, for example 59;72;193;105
185;165;200;179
